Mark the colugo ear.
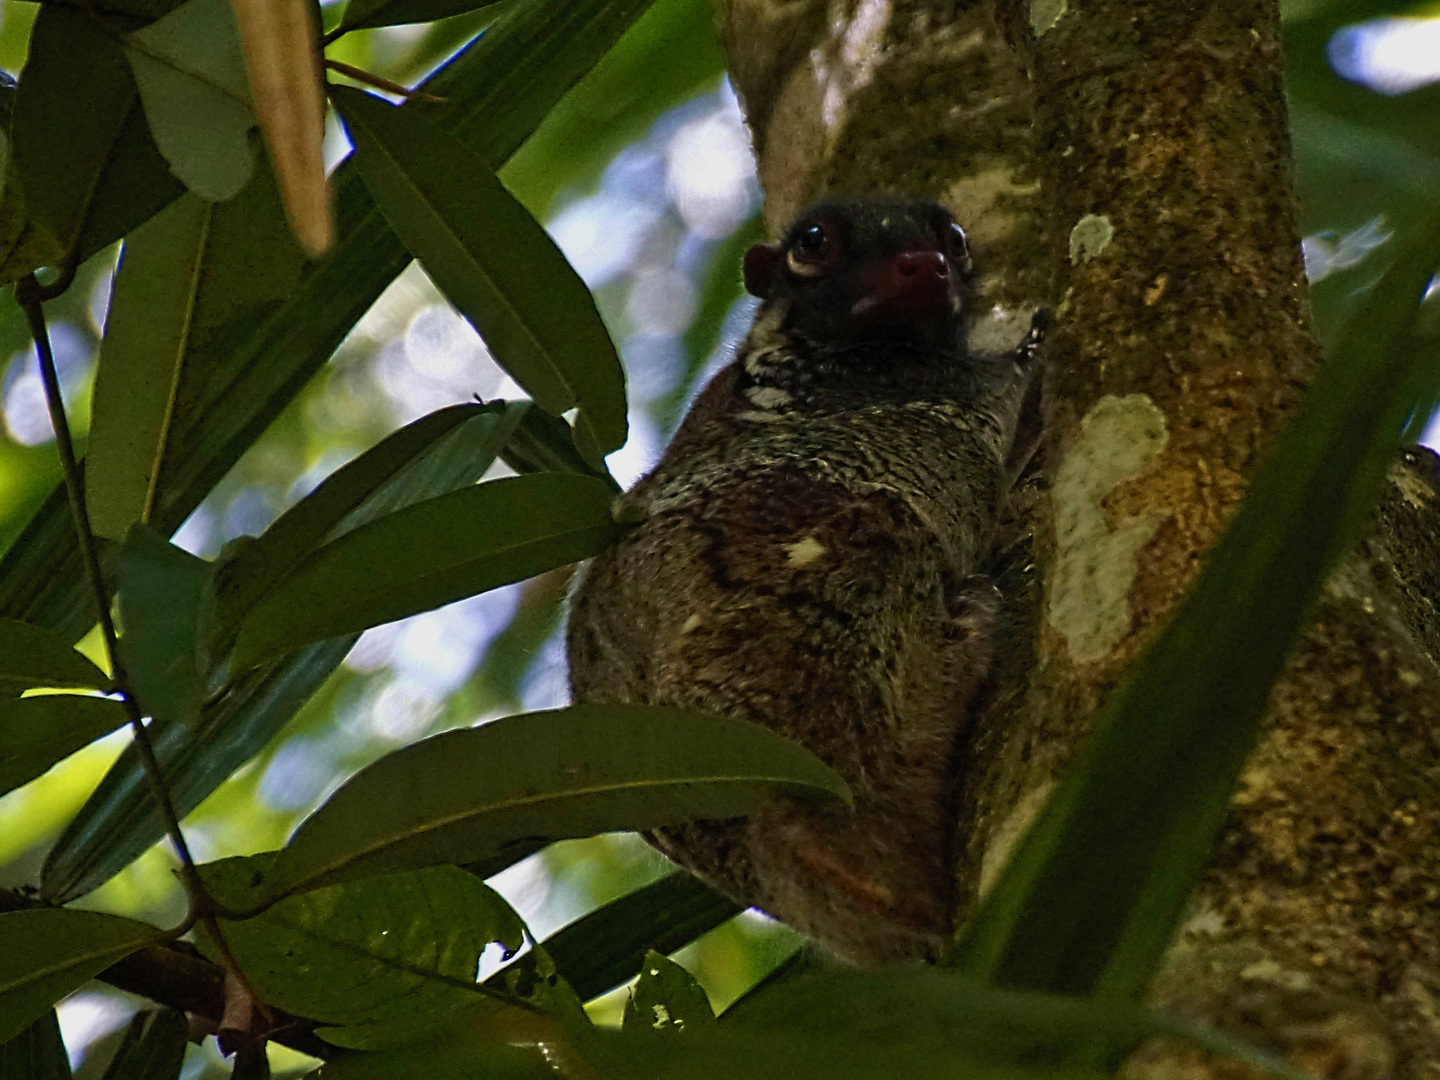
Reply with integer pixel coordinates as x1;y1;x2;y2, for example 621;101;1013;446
743;243;780;298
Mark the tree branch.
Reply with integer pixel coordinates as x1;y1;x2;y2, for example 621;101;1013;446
0;887;334;1060
717;0;1440;1073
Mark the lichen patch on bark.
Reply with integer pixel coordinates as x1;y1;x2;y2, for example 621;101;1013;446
1029;0;1067;36
1048;393;1170;663
1068;213;1114;263
977;780;1054;898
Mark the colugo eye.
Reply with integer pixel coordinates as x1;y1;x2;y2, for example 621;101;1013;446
946;222;971;269
787;221;835;276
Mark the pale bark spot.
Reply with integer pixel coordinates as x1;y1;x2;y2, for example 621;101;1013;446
1068;213;1115;263
1389;459;1435;508
1048;394;1170;664
813;0;892;133
747;385;794;408
1240;958;1315;992
944;166;1043;252
1029;0;1067;36
785;536;826;566
978;781;1054;898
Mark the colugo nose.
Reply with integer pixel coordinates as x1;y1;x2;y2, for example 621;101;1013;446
894;250;948;279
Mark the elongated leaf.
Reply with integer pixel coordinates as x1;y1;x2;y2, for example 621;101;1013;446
197;858;524;1043
13;12;126;248
499;0;723;218
40;638;356;904
333;84;626;465
99;1009;187;1080
314;1040;553;1080
9;8;184;277
0;620;110;693
32;0;661;900
323;943;588;1051
0;910;162;1045
340;0;506;31
0;0;658;643
125;0;258;201
0;1010;71;1080
89;160;307;543
528;872;740;1002
232;0;331;255
214;402;524;634
498;407;614;482
44;403;515;902
256;704;850;903
584;1031;1106;1080
87;196;211;541
717;950;812;1023
611;971;1306;1080
229;472;629;669
954;208;1440;997
0;696;128;799
113;525;214;730
624;951;714;1035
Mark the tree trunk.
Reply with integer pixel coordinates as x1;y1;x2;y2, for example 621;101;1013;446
713;0;1440;1074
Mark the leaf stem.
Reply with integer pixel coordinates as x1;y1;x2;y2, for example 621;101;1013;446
323;59;446;102
14;273;219;929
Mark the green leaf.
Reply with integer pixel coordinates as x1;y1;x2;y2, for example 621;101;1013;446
489;941;590;1035
98;1009;187;1080
9;8;184;277
624;951;714;1035
585;1030;1107;1080
44;398;514;902
0;910;162;1045
499;0;723;218
214;402;526;636
0;1009;71;1080
197;858;525;1046
26;0;661;901
40;638;356;904
313;1040;554;1080
113;525;215;729
953;207;1440;997
0;619;110;693
256;704;851;903
12;11;126;256
533;871;740;1002
229;472;630;670
717;950;812;1022
90;149;307;542
72;99;190;266
0;695;128;799
87;196;211;541
124;0;258;201
606;970;1304;1080
332;84;627;465
737;973;1306;1076
498;406;616;483
0;0;658;644
340;0;507;32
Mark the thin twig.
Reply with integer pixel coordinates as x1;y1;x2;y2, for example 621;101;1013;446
14;273;219;931
323;58;446;102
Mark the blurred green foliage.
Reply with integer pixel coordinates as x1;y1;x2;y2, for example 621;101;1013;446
0;0;1435;1074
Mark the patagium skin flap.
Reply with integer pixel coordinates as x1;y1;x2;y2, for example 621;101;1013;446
566;198;1044;965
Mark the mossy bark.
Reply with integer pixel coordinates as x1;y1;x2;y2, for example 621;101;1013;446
714;0;1440;1074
